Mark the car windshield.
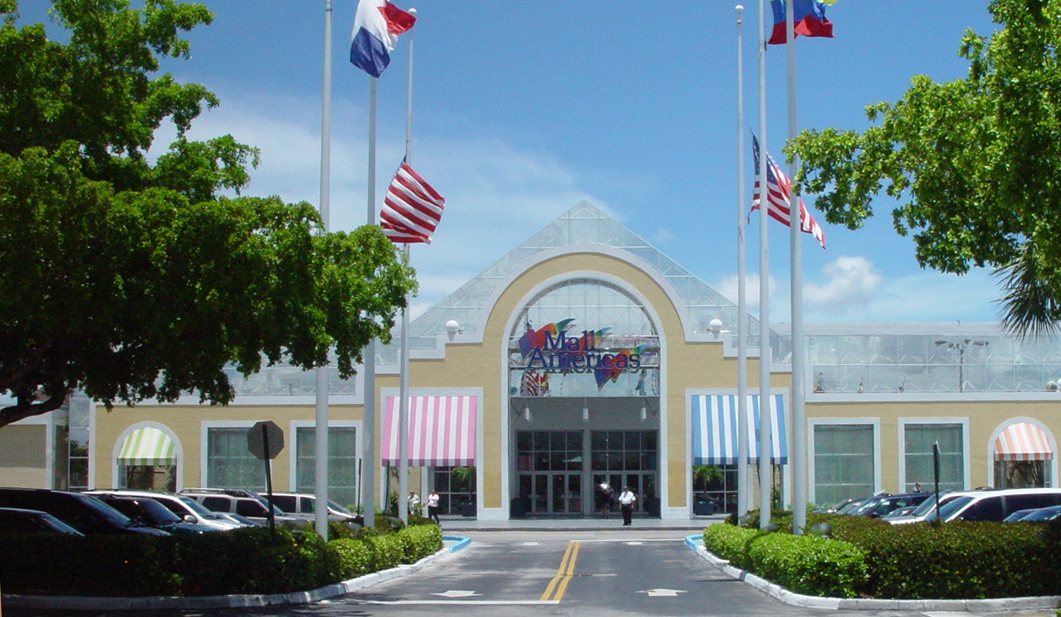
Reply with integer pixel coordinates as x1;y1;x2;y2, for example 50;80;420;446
177;495;229;519
328;500;354;516
135;499;182;524
930;495;974;522
1022;506;1061;521
82;495;138;527
910;493;951;517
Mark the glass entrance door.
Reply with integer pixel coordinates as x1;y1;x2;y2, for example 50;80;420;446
516;431;583;516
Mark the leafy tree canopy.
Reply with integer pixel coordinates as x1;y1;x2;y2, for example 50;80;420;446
0;0;416;428
788;0;1061;337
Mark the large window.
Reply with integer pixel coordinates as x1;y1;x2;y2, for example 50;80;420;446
904;423;964;493
294;426;359;508
813;423;875;507
206;427;265;490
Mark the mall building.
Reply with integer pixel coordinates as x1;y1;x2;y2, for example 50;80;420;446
2;201;1059;521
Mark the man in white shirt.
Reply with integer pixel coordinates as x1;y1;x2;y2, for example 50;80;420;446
618;486;636;526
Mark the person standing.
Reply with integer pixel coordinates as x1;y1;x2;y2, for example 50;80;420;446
618;486;636;526
407;491;421;516
426;488;441;525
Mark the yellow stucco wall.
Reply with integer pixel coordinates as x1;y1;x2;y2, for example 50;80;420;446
0;425;48;488
84;243;1061;518
806;399;1061;492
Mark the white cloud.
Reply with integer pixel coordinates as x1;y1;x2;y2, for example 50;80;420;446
804;256;883;312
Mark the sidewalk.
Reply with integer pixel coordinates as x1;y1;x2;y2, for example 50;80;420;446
434;514;722;532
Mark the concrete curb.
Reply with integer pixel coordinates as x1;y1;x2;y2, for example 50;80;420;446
3;535;472;611
684;534;1061;612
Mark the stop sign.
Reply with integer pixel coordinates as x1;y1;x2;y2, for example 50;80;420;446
247;421;284;460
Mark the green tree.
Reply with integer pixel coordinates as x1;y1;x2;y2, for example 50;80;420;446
0;0;416;428
788;0;1061;337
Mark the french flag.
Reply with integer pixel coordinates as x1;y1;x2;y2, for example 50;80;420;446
350;0;416;77
768;0;833;45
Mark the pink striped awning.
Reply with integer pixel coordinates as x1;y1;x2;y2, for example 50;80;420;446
994;422;1054;461
382;395;476;466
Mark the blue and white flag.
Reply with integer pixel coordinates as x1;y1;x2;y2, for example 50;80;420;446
350;0;416;77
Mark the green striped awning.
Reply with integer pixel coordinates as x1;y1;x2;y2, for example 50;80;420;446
117;427;175;466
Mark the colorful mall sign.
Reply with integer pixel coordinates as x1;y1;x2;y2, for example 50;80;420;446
518;319;644;389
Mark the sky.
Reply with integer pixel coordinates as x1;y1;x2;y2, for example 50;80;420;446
22;1;1006;326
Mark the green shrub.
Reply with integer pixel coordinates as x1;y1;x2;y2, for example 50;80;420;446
366;533;404;570
0;521;446;598
328;537;373;580
703;524;866;597
830;519;1061;599
745;532;866;598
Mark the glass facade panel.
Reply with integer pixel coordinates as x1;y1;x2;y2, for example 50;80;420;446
294;426;358;508
814;424;875;507
904;424;963;493
207;427;266;491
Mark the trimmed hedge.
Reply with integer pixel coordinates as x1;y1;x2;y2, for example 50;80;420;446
828;517;1061;599
703;524;867;597
708;511;1061;599
0;523;444;597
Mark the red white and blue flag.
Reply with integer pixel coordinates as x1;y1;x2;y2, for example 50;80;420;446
380;159;446;244
350;0;416;77
751;134;826;249
768;0;833;45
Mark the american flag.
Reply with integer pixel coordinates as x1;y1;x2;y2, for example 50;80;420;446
751;134;826;249
520;370;549;397
380;159;445;244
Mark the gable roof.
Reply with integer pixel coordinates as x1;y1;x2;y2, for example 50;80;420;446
389;201;753;356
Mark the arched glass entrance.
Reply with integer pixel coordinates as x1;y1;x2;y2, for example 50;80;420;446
508;278;661;518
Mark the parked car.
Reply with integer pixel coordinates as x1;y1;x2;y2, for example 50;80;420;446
850;492;931;519
1003;507;1041;522
267;492;360;526
85;490;247;531
1018;504;1061;522
0;488;168;536
0;506;84;535
179;488;307;528
816;497;864;514
94;496;215;535
887;491;959;525
835;497;872;515
928;488;1061;523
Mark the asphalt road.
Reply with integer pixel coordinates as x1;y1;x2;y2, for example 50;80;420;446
4;529;1057;617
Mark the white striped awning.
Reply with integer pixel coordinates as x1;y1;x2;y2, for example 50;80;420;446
994;422;1054;461
691;394;788;465
117;426;175;466
382;395;477;466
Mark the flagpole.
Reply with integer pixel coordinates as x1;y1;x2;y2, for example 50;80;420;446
313;0;333;541
757;0;773;528
362;75;378;530
786;0;808;535
735;3;750;518
395;8;416;525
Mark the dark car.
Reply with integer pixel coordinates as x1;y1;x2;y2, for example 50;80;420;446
850;492;931;519
1019;504;1061;522
0;488;168;536
96;496;215;535
0;506;84;535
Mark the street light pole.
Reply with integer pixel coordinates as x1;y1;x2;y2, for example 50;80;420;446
935;339;988;393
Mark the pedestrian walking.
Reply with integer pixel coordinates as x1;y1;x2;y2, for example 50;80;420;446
426;488;441;525
618;486;636;526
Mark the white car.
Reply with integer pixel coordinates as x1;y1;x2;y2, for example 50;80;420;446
84;490;247;531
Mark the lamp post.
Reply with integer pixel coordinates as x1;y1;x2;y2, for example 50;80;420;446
934;339;988;393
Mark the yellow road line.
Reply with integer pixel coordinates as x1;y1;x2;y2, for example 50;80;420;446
539;541;580;602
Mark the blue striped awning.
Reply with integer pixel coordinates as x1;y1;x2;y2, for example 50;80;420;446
691;394;787;465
